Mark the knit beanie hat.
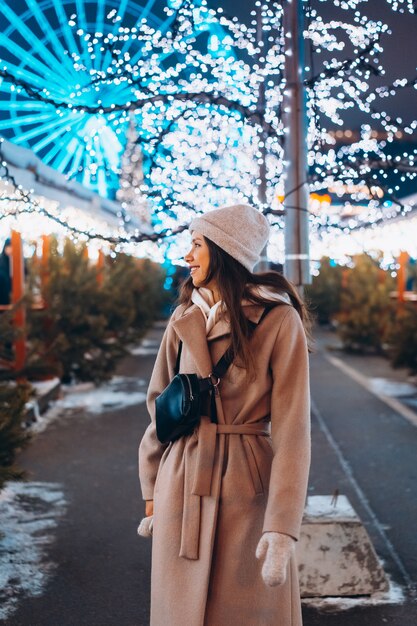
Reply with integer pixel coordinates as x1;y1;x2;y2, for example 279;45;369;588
189;204;270;272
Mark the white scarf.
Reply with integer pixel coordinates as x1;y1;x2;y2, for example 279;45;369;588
191;287;225;334
191;285;291;335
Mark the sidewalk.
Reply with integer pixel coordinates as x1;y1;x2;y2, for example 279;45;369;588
303;326;417;624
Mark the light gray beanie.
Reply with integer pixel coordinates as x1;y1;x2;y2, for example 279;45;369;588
189;204;270;272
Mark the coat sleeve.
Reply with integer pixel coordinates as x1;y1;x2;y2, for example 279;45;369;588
262;306;311;541
138;312;181;501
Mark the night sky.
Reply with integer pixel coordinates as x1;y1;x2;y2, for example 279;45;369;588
207;0;417;128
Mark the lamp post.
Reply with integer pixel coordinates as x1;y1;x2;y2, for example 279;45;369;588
282;0;311;287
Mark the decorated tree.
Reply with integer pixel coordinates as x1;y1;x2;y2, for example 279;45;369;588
116;114;150;227
0;0;416;263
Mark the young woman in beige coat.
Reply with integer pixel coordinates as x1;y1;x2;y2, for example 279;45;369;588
138;204;311;626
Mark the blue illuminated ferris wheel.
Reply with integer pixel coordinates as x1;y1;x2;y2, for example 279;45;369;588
0;0;232;199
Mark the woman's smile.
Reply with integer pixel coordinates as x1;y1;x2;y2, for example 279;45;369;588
184;232;211;286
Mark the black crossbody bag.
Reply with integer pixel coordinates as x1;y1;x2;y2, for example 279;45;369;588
155;304;277;444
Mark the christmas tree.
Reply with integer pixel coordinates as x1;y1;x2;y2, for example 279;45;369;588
386;304;417;376
336;254;394;352
0;382;30;489
305;257;343;325
26;238;168;384
27;238;126;384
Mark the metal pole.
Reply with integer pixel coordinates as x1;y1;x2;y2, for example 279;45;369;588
282;0;311;286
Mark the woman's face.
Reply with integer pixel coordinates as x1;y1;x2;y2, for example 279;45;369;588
184;232;211;287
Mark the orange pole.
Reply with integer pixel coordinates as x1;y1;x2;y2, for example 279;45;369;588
97;250;105;286
397;251;409;304
11;230;26;372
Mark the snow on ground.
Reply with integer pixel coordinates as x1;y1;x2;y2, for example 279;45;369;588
129;338;160;356
29;375;147;434
369;378;417;398
301;575;405;612
0;481;67;621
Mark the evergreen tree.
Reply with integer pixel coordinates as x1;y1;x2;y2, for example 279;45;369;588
0;382;30;489
0;304;15;365
102;253;169;340
305;257;343;325
26;239;168;384
386;304;417;376
27;238;126;384
336;254;394;352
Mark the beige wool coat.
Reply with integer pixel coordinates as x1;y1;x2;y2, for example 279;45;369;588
139;299;311;626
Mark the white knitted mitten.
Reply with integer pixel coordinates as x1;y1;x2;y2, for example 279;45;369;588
255;532;295;587
137;516;154;538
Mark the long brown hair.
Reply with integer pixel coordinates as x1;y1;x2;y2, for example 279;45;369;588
178;236;312;377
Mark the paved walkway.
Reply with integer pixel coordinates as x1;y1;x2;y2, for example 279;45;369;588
1;323;417;625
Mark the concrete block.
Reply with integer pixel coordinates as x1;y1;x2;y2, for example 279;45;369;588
24;377;61;424
297;495;389;597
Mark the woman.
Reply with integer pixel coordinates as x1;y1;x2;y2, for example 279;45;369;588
0;238;12;306
138;204;311;626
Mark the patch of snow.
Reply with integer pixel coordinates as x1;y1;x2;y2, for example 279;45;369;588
56;386;147;413
129;345;159;356
0;481;66;621
303;495;359;522
141;338;160;348
369;378;417;398
129;337;160;356
29;376;147;434
302;576;404;612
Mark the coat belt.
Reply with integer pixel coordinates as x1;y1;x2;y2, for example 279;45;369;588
179;416;270;560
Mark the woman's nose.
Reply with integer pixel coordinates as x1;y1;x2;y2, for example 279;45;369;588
184;249;193;263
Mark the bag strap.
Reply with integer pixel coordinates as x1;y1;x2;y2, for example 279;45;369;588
174;340;183;376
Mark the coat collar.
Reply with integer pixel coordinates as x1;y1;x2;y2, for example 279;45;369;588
171;306;213;377
171;302;269;375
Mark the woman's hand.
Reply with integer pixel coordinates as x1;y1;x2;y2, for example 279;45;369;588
137;516;153;538
145;499;154;517
255;532;295;586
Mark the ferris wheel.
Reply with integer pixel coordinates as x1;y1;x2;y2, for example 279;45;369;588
0;0;231;199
